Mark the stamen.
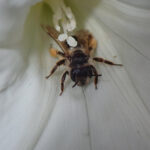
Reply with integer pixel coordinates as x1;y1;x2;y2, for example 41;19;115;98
58;33;68;41
66;36;77;47
61;1;76;32
45;0;77;47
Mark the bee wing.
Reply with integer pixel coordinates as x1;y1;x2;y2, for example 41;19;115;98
42;25;69;54
75;30;97;55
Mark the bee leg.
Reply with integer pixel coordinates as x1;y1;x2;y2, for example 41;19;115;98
57;51;65;57
90;65;99;89
93;57;123;66
60;71;69;96
45;59;66;79
72;81;79;88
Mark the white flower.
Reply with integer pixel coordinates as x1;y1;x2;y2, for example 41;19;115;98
0;0;150;150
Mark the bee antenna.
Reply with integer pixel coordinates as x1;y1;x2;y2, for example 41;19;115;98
91;74;102;77
72;81;79;88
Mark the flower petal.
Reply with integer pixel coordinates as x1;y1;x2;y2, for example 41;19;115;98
1;0;150;150
0;0;41;45
119;0;150;9
0;2;56;149
94;0;150;110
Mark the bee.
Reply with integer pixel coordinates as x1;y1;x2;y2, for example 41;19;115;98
42;25;122;95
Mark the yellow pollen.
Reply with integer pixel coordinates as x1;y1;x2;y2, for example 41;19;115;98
49;48;58;58
90;38;97;50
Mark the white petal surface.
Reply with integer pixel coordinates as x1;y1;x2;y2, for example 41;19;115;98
0;0;41;45
0;0;150;150
119;0;150;9
94;0;150;111
0;2;55;149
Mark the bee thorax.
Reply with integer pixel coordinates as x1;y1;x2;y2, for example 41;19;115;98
69;50;89;67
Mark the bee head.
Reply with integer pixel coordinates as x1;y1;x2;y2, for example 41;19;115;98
70;66;93;87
